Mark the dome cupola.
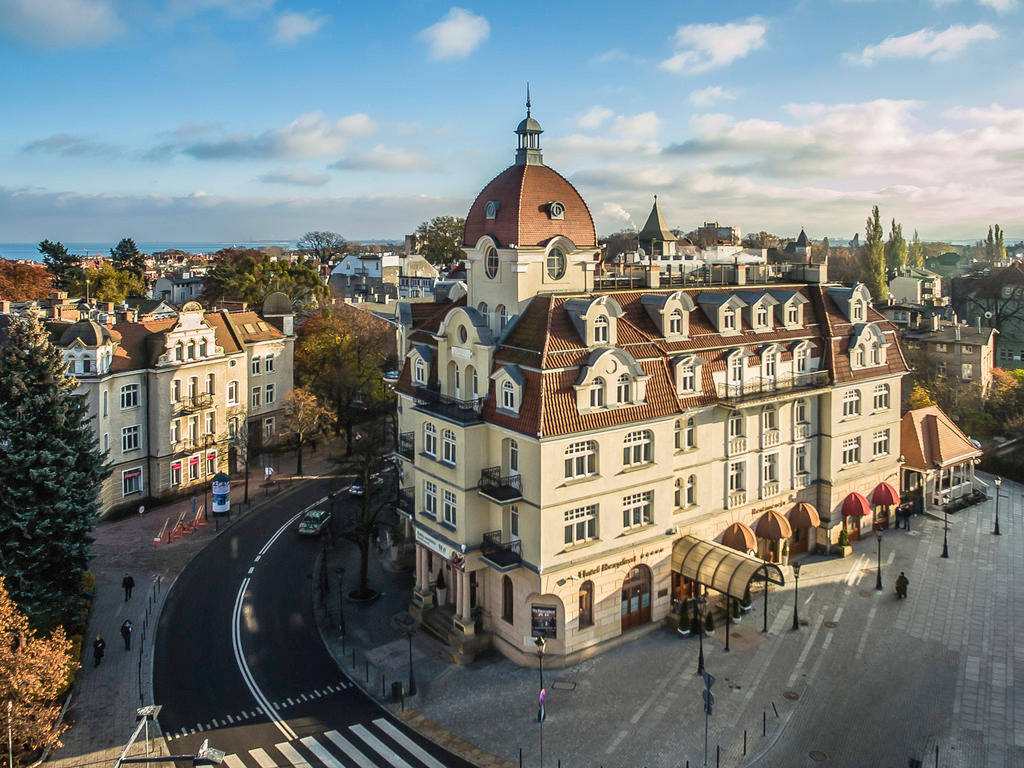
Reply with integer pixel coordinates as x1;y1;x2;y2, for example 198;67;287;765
514;85;543;166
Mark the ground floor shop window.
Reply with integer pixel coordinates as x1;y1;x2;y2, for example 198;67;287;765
122;468;142;497
578;581;594;628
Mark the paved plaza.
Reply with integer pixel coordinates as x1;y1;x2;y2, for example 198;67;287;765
366;475;1024;768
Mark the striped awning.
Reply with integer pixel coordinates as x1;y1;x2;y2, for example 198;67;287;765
671;535;785;599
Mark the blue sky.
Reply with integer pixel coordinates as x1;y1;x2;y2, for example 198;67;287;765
1;0;1023;243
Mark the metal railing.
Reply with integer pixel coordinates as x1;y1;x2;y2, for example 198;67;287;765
397;487;414;515
413;387;483;424
717;371;829;403
479;467;523;502
481;530;522;568
397;432;415;460
175;393;214;414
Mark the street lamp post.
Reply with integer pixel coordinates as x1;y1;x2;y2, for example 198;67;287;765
535;636;546;768
406;627;416;696
941;506;950;559
762;563;770;633
791;562;802;630
994;476;1003;536
334;567;346;636
695;587;707;675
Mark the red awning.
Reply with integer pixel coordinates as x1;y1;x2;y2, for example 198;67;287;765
841;492;872;518
872;482;900;507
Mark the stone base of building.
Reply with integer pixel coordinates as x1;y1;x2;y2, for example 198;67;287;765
491;618;663;670
415;602;490;664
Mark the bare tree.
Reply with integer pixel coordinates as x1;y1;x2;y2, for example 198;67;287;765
297;231;348;264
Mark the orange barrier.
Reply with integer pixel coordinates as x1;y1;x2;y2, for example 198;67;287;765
154;518;169;546
193;507;207;528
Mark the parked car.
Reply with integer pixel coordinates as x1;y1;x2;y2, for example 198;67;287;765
297;508;331;536
348;475;385;497
383;370;400;382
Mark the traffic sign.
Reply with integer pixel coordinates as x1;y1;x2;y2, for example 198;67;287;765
702;689;715;716
702;671;716;690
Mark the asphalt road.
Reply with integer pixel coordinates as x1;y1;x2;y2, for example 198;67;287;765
153;479;475;768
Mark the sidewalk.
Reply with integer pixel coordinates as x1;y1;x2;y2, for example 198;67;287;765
46;441;344;768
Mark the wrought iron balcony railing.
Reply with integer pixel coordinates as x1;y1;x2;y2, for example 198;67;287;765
717;371;829;404
397;432;415;460
175;393;214;414
412;387;483;425
481;530;522;568
479;467;523;503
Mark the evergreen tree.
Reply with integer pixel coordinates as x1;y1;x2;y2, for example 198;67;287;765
887;219;908;272
986;226;995;261
37;241;81;291
110;237;146;279
909;229;924;268
863;205;888;301
0;316;106;628
996;224;1006;262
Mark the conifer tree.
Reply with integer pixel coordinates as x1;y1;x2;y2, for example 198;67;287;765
996;224;1006;262
110;237;147;280
887;219;908;272
0;316;106;628
863;205;888;301
986;226;995;261
37;241;81;291
909;229;924;268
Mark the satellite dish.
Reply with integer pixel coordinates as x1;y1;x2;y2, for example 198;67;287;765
985;311;993;319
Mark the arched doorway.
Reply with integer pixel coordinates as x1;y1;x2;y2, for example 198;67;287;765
620;565;652;631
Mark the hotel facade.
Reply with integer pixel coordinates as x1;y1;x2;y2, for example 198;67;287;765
395;106;907;666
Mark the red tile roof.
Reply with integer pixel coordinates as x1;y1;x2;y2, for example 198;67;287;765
900;405;982;471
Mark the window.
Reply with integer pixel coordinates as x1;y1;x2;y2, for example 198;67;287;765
442;489;457;526
590;378;605;407
668;309;683;335
686;475;696;506
170;462;182;486
485;246;499;279
172;379;181;402
498;305;509;329
795;398;807;424
674;419;683;450
564;505;597;545
578;581;594;628
265;383;275;404
188;416;198;442
1001;348;1012;361
723;307;736;330
187;341;195;359
199;339;207;357
937;361;947;376
170;419;180;444
188;456;199;481
762;453;778;484
756;307;768;328
206;373;215;395
423;423;437;458
842;437;861;466
82;357;92;373
251;387;261;408
594;315;609;343
122;468;142;497
262;419;274;442
675;477;683;508
265;354;274;373
842;389;861;417
796;347;809;374
762;406;777;431
414;359;426;385
852;302;864;321
122;425;140;453
477;302;488;322
729;356;744;385
102;390;108;417
441;429;456;464
794;444;807;474
564;440;597;479
424;480;437;517
684;417;696;449
546;247;566;280
728;461;745;492
787;306;799;325
509;440;519;474
228;417;238;439
679;364;695;392
962;363;973;380
872;345;882;365
873;429;890;457
963;344;974;354
616;374;631;404
252;357;261;376
206;451;217;475
873;384;890;411
501;380;516;410
205;412;215;435
502;576;513;623
622;491;653;529
622;430;653;466
728;412;744;438
936;343;947;353
188;377;198;399
174;342;183;362
855;347;865;367
227;381;239;405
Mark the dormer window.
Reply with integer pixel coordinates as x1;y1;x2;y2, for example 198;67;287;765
616;374;631;404
787;306;799;325
679;364;695;392
199;339;208;357
796;346;809;373
591;377;605;407
594;315;609;344
547;247;566;280
485;200;499;219
756;307;768;328
852;302;864;321
723;308;736;330
669;310;683;335
501;380;516;410
484;246;499;279
764;352;777;381
548;201;565;220
414;359;426;385
872;345;882;365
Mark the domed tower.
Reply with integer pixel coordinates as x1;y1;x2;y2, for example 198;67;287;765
462;92;600;333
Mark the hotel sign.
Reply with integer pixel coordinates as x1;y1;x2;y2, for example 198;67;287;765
576;546;665;580
415;527;457;561
531;605;557;638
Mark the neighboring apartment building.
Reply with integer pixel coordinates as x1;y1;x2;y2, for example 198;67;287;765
902;317;997;392
150;273;206;305
23;294;295;516
394;105;906;667
954;262;1024;369
889;267;944;306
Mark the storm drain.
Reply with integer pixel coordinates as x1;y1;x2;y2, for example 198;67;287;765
809;750;828;762
552;680;576;691
783;691;800;701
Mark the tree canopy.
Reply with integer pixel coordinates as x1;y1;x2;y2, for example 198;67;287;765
415;216;466;265
887;219;908;272
0;259;52;301
37;241;81;291
863;205;888;301
279;387;330;476
67;263;146;304
109;237;146;279
204;248;328;308
297;231;350;264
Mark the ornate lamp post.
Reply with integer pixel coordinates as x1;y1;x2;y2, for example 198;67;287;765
941;505;950;559
334;567;346;636
994;476;1003;536
695;586;707;675
762;562;770;633
791;562;802;630
875;533;883;591
535;635;546;768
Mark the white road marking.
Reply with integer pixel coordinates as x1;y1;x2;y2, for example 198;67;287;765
325;730;377;768
196;723;204;732
312;690;322;698
211;719;219;727
374;718;449;768
247;568;255;575
300;693;308;702
222;755;247;768
254;555;261;562
350;724;414;768
855;601;880;659
225;715;234;724
249;748;278;768
240;711;249;720
300;736;343;768
286;698;295;706
274;741;311;768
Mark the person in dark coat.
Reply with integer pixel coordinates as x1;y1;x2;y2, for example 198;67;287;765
120;620;133;650
93;635;106;667
896;571;909;599
122;573;135;601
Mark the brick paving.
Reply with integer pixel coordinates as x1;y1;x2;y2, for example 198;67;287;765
45;444;342;768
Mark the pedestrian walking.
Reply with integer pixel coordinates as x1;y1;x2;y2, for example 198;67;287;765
120;620;133;651
311;438;318;454
93;635;106;667
896;571;909;600
122;573;135;601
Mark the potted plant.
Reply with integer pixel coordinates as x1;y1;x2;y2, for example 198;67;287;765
676;599;691;636
705;610;716;634
835;529;853;558
435;568;447;605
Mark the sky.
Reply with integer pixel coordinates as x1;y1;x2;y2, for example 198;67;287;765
2;0;1024;244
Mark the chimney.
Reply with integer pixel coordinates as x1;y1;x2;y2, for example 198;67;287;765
977;317;982;333
955;324;961;342
646;265;661;289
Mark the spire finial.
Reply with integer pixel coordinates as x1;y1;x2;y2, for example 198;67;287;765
526;83;531;116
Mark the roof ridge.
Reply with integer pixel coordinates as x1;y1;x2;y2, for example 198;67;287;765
537;295;556;436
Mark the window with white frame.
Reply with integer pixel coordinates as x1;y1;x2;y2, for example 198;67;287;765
873;429;890;457
206;451;217;475
228;417;238;438
564;505;597;545
501;380;516;410
498;305;509;329
564;440;597;479
171;379;181;402
762;453;778;484
188;377;198;399
170;419;180;444
594;315;609;343
842;389;861;417
251;387;261;408
679;364;695;392
423;481;437;517
122;425;140;453
723;307;737;330
251;357;261;376
174;342;183;362
764;351;777;380
120;383;139;409
669;309;683;335
423;423;437;458
170;462;182;486
756;306;768;328
674;419;683;450
872;345;882;365
852;301;864;321
263;417;274;440
199;339;208;357
102;433;109;453
265;383;275;404
962;363;973;379
616;374;631;404
674;477;683;508
206;373;215;395
413;358;426;385
622;491;653;529
122;468;142;497
188;457;199;481
795;398;808;424
794;444;808;474
442;489;457;526
728;461;745;491
441;429;456;464
787;306;799;325
937;361;947;376
842;437;861;465
622;430;653;466
729;355;744;386
796;347;809;373
102;390;108;417
227;380;239;405
265;354;274;373
590;377;605;407
205;411;215;435
963;344;974;354
728;412;744;438
762;406;777;431
684;416;696;449
686;475;696;506
873;384;890;411
855;346;865;367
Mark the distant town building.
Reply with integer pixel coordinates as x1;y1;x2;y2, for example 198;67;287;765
902;316;997;392
695;221;741;248
150;273;206;305
889;267;944;306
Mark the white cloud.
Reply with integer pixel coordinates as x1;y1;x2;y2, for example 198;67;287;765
257;170;330;187
329;145;435;173
611;111;662;138
848;23;998;66
689;86;738;108
0;0;123;47
418;7;489;60
660;18;767;74
271;11;326;45
577;106;614;130
930;0;1018;12
23;133;119;157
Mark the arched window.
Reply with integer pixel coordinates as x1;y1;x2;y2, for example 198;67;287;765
174;342;183;362
502;575;514;623
485;246;499;279
674;419;683;451
423;422;437;458
199;338;208;357
501;380;516;410
564;440;598;479
477;302;489;322
728;412;744;438
756;306;768;328
497;305;508;329
547;247;566;280
594;315;609;344
855;346;865;367
668;309;683;335
871;344;882;365
579;581;594;628
590;377;605;407
187;340;196;359
206;373;215;395
685;416;696;449
686;475;696;506
616;374;631;404
674;477;683;508
414;358;426;385
508;439;519;474
622;430;653;466
441;429;456;464
188;377;198;399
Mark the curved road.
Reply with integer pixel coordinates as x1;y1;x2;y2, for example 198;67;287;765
154;480;473;768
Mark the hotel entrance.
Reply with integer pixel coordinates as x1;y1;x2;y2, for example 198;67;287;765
620;565;652;631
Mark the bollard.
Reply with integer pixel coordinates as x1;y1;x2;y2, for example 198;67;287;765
743;729;747;755
382;676;386;698
772;701;779;718
763;710;766;736
400;690;404;712
716;745;720;767
365;660;369;683
519;748;522;768
351;648;356;667
935;745;939;767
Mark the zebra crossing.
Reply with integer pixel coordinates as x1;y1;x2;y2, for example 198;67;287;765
216;718;449;768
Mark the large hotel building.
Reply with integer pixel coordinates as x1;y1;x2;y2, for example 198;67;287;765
396;105;907;666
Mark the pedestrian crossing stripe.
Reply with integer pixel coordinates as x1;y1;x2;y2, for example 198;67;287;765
249;748;277;768
274;741;311;768
300;736;343;768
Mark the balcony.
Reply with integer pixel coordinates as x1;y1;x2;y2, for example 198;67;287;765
793;423;810;440
794;473;810;489
175;393;213;414
397;432;415;461
412;387;483;425
397;487;414;516
727;490;748;509
727;436;747;456
761;429;780;448
761;481;780;499
481;530;522;568
717;371;829;406
479;467;523;503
